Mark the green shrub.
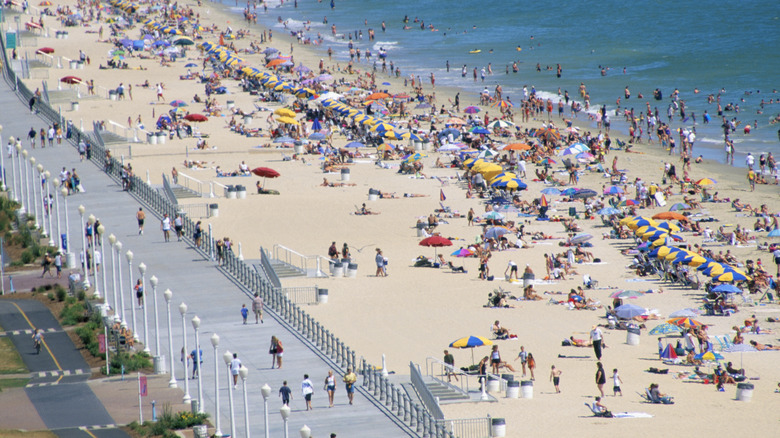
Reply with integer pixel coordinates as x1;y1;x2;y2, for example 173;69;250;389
61;302;87;325
20;249;35;264
77;290;86;301
107;351;152;374
47;292;55;301
56;287;67;302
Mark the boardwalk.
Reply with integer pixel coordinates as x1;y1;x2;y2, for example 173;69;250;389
0;77;413;437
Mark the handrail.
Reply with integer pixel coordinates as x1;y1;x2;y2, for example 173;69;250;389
161;173;178;205
425;356;473;395
410;361;445;420
175;171;204;197
273;243;328;278
260;246;282;288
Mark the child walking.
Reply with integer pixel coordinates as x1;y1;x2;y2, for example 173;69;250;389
612;368;623;396
240;304;249;324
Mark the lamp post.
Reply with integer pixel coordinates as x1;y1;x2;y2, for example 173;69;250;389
60;187;70;260
115;241;125;327
211;333;222;437
98;225;107;302
138;262;149;354
19;149;27;215
10;140;18;202
29;157;38;229
191;315;203;413
223;351;236;438
108;234;118;321
179;302;191;404
0;125;5;191
164;289;177;389
300;425;311;438
44;170;54;246
35;164;45;234
150;275;160;357
88;215;100;299
261;384;272;438
78;205;91;290
53;178;61;249
280;405;291;438
239;366;250;438
126;250;137;340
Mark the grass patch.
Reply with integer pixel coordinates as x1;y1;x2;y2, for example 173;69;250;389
0;337;27;374
0;377;30;390
0;431;57;438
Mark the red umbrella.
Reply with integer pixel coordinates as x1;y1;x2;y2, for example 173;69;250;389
36;47;54;54
419;236;453;260
184;114;208;122
60;76;82;84
252;167;280;178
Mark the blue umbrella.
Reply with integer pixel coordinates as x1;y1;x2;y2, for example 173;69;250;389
668;308;700;318
185;62;197;67
615;304;646;319
345;141;365;148
603;186;624;195
382;82;391;86
311;118;322;131
485;226;511;240
308;132;327;140
541;188;562;195
471;127;490;135
273;136;296;143
598;207;621;216
768;229;780;237
649;323;683;336
712;284;741;294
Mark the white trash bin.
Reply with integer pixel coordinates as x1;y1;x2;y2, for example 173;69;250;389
317;288;328;304
491;418;506;437
487;375;500;393
346;263;357;278
736;383;754;402
505;380;520;398
626;327;640;346
521;380;534;399
340;168;350;181
332;262;344;277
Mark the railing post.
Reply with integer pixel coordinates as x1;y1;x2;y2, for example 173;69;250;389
396;388;403;416
415;405;423;432
403;395;410;422
379;377;386;402
373;370;380;396
390;386;397;410
351;350;357;373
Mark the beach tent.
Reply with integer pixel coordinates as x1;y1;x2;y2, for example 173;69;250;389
660;344;677;359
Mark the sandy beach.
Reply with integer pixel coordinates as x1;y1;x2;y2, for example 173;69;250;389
7;0;780;436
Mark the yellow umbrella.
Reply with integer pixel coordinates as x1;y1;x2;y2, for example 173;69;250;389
628;217;658;230
651;237;668;247
684;255;708;267
634;225;657;236
276;116;299;125
274;108;296;117
382;131;401;140
477;164;503;180
655;246;675;258
657;222;681;233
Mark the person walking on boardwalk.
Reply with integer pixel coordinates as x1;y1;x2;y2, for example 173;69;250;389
279;380;292;406
343;367;357;405
252;292;264;324
302;374;314;410
325;370;337;407
161;213;171;242
136;207;145;235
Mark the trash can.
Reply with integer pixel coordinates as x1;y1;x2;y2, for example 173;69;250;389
77;61;84;69
156;132;166;144
108;90;117;100
243;115;253;125
626;327;640;346
368;193;378;201
332;262;344;277
236;185;247;199
71;101;79;111
736;383;754;402
505;380;520;398
209;203;219;218
568;206;577;217
226;186;236;199
317;288;328;304
414;140;423;151
226;100;235;110
340;168;350;181
69;60;78;69
192;425;208;438
294;144;305;155
153;355;166;374
501;373;514;382
490;418;506;437
190;399;200;414
522;272;535;288
147;132;156;144
416;222;427;237
521;380;533;399
66;251;76;268
346;263;357;278
487;375;500;393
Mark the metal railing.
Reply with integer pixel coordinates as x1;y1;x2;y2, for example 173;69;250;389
175;202;211;219
106;119;137;142
176;171;204;197
425;356;475;396
436;418;492;438
260;246;282;288
276;286;318;305
0;27;459;438
410;361;445;420
272;243;328;278
161;174;177;205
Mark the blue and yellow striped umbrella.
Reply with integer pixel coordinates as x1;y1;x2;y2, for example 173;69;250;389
714;271;750;282
449;336;493;349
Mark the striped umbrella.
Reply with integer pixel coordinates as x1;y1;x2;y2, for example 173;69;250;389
667;317;705;328
449;335;493;364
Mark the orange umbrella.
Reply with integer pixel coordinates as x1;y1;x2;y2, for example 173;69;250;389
365;92;391;100
266;58;286;68
652;211;688;221
503;143;532;151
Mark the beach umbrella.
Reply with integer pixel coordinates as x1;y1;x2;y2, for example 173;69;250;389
660;344;678;359
464;106;480;114
477;148;498;160
252;167;280;188
293;64;311;74
714;271;750;282
276;116;299;125
274;108;296;117
439;128;462;139
491;178;527;191
36;47;54;54
487;119;514;129
609;290;644;299
403;152;428;163
366;92;391;100
273;136;296;144
679;254;707;266
377;143;396;152
183;114;208;122
503;143;532;151
415;102;433;109
266;58;286;68
570;233;593;244
185;62;197;68
446;117;467;126
617;199;639;206
484;226;511;240
308;132;327;141
172;36;195;46
603;186;624;195
724;343;759;368
317;73;333;81
471;127;491;135
669;308;700;318
539;157;557;166
492;99;513;109
483;211;505;221
419;236;453;259
669;203;691;211
657;222;680;232
449;336;493;364
712;284;742;294
345;141;364;148
311;118;323;131
170;99;188;107
628;217;657;229
572;189;598;199
438;143;463;152
615;304;646;320
60;76;82;84
767;229;780;237
695;351;724;362
598;207;621;216
668;317;705;329
541;188;562;196
451;248;474;257
695;178;717;186
263;47;280;55
650;323;684;336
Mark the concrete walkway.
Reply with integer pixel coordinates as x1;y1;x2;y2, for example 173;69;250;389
0;72;412;437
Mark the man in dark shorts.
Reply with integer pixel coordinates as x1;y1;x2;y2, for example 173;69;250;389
443;350;458;382
252;292;263;324
279;381;292;406
136;207;145;235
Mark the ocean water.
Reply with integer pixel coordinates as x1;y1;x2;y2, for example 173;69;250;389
221;0;780;166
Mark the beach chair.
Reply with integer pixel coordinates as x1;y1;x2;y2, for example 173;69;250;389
584;403;612;418
643;388;674;404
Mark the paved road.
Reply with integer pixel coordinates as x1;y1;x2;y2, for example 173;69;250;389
0;58;412;437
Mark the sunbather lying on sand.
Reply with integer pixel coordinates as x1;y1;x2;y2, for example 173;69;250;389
750;340;780;350
322;178;356;187
356;203;380;215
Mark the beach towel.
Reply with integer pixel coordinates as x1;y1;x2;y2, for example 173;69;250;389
613;412;653;419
